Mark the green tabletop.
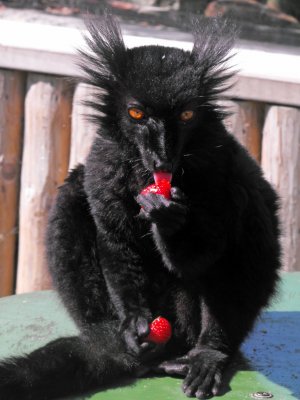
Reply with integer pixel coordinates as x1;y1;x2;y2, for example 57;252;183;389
0;273;299;400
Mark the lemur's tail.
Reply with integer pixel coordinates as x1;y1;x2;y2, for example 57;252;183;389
0;324;140;399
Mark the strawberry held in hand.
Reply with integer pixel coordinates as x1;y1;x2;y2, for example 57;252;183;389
141;179;171;200
145;316;172;344
140;171;172;200
137;170;187;236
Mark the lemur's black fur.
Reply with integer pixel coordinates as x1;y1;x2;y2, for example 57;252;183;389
0;15;280;399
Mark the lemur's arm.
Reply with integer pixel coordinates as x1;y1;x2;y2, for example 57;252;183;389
137;187;227;278
95;200;153;355
156;291;250;398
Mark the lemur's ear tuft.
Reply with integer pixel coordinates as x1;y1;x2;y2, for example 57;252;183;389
191;18;237;100
77;12;127;130
79;12;127;91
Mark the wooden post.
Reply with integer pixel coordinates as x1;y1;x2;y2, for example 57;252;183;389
261;106;300;272
16;74;73;293
69;83;97;170
0;70;25;297
223;100;264;163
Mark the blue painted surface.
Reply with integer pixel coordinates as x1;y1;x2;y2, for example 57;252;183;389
242;311;300;399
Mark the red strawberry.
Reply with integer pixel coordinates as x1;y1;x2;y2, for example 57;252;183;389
145;316;172;344
141;179;171;200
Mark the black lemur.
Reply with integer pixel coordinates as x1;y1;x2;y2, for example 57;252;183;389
0;14;281;400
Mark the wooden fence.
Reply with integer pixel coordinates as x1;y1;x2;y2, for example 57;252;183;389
1;13;300;296
1;68;300;297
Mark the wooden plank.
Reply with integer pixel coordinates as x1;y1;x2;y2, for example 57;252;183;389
69;83;97;170
221;99;239;135
223;100;264;162
226;75;300;108
0;69;25;297
16;74;73;294
261;106;300;272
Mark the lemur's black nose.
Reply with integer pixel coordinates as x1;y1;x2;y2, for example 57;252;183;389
154;161;172;172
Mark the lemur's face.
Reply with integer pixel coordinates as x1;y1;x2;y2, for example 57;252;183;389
81;16;234;176
119;46;205;175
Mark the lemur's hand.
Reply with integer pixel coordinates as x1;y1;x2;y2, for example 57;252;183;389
137;187;188;235
120;313;156;357
156;348;229;399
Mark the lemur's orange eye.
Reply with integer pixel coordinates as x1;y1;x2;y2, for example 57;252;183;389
180;110;194;122
128;107;145;120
